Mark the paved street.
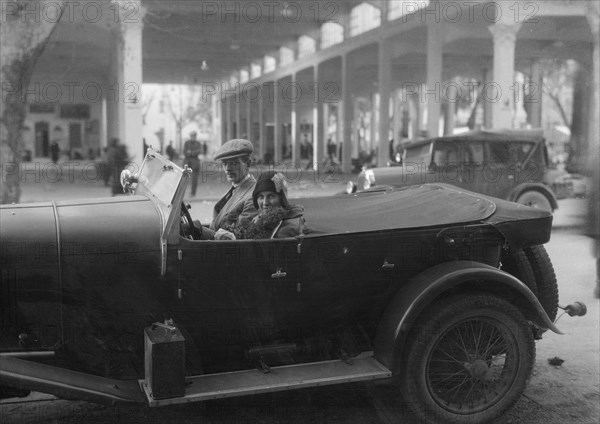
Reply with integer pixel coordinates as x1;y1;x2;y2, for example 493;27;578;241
1;176;598;424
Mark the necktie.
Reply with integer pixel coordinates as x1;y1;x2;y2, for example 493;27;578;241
224;185;235;202
215;185;235;214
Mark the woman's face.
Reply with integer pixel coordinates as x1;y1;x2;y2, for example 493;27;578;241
256;190;281;210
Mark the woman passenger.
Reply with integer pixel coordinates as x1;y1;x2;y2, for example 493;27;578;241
217;171;306;239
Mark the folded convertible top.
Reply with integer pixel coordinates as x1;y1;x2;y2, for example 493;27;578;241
298;184;552;247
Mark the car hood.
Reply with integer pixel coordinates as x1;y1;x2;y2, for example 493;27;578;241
1;195;163;261
300;184;552;248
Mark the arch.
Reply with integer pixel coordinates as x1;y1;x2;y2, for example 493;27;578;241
350;2;381;37
321;22;344;49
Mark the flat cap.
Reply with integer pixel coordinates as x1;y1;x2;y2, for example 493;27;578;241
214;138;254;161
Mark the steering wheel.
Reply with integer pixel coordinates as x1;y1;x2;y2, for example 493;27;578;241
180;202;203;240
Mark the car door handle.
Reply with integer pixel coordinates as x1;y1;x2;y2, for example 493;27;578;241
271;269;287;279
381;260;395;270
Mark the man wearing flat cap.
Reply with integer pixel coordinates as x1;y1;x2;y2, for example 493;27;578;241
198;138;258;240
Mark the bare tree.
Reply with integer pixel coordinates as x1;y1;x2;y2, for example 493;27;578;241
163;84;212;151
541;58;577;127
0;0;64;204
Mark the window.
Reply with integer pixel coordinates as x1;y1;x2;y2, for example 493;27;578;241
264;55;276;73
488;142;511;164
60;104;90;119
251;62;262;79
298;35;316;58
463;142;484;164
388;0;430;21
239;69;249;84
433;141;460;165
30;103;55;114
279;46;295;66
321;22;344;49
350;3;381;37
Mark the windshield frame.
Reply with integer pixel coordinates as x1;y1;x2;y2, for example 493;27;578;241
133;149;190;244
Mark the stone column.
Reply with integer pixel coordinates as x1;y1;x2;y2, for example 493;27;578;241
426;23;443;138
246;91;252;142
378;38;392;166
443;83;457;135
273;81;279;164
488;22;522;129
586;2;600;173
526;61;543;128
291;73;299;164
258;89;264;160
569;65;591;172
342;54;353;173
482;68;493;129
213;94;222;148
313;66;323;171
235;89;241;138
116;0;146;167
226;97;233;141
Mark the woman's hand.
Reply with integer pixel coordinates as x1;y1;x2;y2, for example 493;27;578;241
214;228;236;240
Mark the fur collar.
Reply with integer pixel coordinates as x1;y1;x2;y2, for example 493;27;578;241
226;205;303;239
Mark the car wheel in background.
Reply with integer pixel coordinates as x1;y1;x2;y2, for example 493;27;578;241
399;294;535;424
516;190;553;212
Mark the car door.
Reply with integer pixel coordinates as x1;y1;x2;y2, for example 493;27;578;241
293;232;395;340
167;237;302;370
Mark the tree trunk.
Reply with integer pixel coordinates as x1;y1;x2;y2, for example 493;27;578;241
0;1;63;204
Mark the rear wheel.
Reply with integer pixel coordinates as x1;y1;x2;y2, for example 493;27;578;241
399;294;535;424
516;190;553;212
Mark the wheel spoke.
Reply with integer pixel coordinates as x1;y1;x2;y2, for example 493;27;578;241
429;369;468;384
446;374;471;397
480;335;507;359
475;321;485;357
433;346;468;367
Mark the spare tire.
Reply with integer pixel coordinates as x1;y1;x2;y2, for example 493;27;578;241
523;245;559;321
501;245;558;321
501;247;538;296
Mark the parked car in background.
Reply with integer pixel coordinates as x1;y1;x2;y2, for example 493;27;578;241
1;148;586;424
347;129;561;211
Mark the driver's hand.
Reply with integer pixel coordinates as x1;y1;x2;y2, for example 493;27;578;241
214;229;236;240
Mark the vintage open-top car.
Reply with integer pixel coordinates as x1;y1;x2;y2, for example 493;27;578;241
0;148;584;423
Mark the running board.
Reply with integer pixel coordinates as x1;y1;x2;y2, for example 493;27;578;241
141;356;392;407
0;356;145;405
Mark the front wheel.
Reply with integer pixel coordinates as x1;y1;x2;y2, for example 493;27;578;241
399;294;535;424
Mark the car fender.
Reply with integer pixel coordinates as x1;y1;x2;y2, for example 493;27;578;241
508;183;558;210
373;260;561;371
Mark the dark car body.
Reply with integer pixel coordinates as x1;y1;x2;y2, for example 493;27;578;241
349;129;560;211
0;149;569;423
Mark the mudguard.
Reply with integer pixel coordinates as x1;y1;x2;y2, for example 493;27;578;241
508;183;558;210
373;260;561;371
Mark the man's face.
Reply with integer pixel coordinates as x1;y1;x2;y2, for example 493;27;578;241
222;157;249;183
